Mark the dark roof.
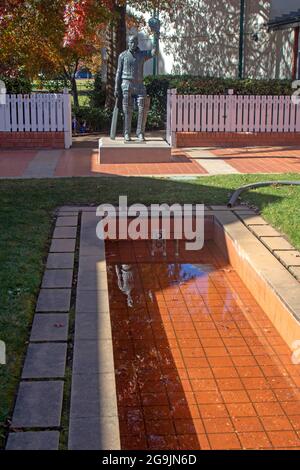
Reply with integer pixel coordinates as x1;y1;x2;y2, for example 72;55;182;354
267;8;300;30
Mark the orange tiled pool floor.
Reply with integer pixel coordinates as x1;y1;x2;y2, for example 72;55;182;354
105;240;300;450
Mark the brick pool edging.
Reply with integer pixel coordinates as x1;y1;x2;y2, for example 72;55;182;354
68;211;120;450
212;209;300;348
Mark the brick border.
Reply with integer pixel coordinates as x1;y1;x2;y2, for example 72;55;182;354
176;132;300;148
0;132;65;149
6;209;78;450
68;210;120;450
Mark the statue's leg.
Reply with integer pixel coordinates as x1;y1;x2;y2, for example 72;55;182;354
142;96;151;136
136;96;145;141
122;90;133;141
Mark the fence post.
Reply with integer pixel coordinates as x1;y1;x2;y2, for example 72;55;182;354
226;89;235;132
170;89;177;147
166;89;171;144
63;88;72;149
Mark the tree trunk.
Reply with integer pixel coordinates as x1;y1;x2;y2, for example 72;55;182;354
72;76;79;107
105;2;126;109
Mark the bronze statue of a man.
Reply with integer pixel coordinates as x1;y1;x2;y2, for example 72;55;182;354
114;33;158;142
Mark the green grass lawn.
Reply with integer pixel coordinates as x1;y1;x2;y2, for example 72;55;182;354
1;173;300;447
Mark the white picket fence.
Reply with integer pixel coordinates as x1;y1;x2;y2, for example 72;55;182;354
166;89;300;146
0;91;72;148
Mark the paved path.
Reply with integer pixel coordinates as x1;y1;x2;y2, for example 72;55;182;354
1;145;300;178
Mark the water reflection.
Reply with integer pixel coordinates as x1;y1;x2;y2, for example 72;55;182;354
115;264;135;308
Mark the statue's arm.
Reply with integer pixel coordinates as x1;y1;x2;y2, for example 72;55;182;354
115;54;124;96
142;45;158;63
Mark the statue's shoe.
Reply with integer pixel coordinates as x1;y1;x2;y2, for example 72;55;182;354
136;133;145;142
124;133;131;142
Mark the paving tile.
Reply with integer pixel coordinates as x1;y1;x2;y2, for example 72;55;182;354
58;211;79;216
208;433;241;450
260;237;294;251
42;269;73;288
30;314;69;342
11;381;64;428
53;226;77;239
46;253;74;269
274;250;300;267
232;416;263;432
68;416;120;450
73;340;114;374
249;225;280;237
6;431;60;450
77;270;108;291
76;290;109;313
289;266;300;280
70;373;118;418
22;343;67;379
239;214;268;225
50;239;76;253
267;430;300;448
59;206;81;212
74;312;111;340
238;431;272;449
203;417;234;433
260;415;293;431
56;216;78;227
36;289;71;312
78;255;106;272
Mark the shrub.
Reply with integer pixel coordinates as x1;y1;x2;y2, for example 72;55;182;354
33;78;70;93
0;76;32;94
73;106;113;133
144;75;293;129
89;71;106;108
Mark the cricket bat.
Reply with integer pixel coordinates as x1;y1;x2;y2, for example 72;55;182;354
110;98;119;140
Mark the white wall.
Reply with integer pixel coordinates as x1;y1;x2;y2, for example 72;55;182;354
122;1;294;79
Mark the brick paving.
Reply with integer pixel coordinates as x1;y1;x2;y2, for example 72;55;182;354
212;146;300;173
1;144;300;178
105;239;300;450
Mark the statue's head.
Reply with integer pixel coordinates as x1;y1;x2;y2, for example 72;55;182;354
128;35;138;53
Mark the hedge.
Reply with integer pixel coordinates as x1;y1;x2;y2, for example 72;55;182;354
144;75;294;129
144;75;293;96
74;75;294;132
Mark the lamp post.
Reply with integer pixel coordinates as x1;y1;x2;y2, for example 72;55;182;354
238;0;245;79
149;10;160;76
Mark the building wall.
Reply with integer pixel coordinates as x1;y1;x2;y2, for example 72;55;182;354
105;1;294;80
158;0;293;78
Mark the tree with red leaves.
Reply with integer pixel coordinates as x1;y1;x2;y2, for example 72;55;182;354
0;0;180;105
0;0;112;104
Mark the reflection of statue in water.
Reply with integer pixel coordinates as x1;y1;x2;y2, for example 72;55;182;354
114;27;160;142
115;264;134;308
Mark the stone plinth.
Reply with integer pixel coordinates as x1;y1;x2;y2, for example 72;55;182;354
98;136;171;164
